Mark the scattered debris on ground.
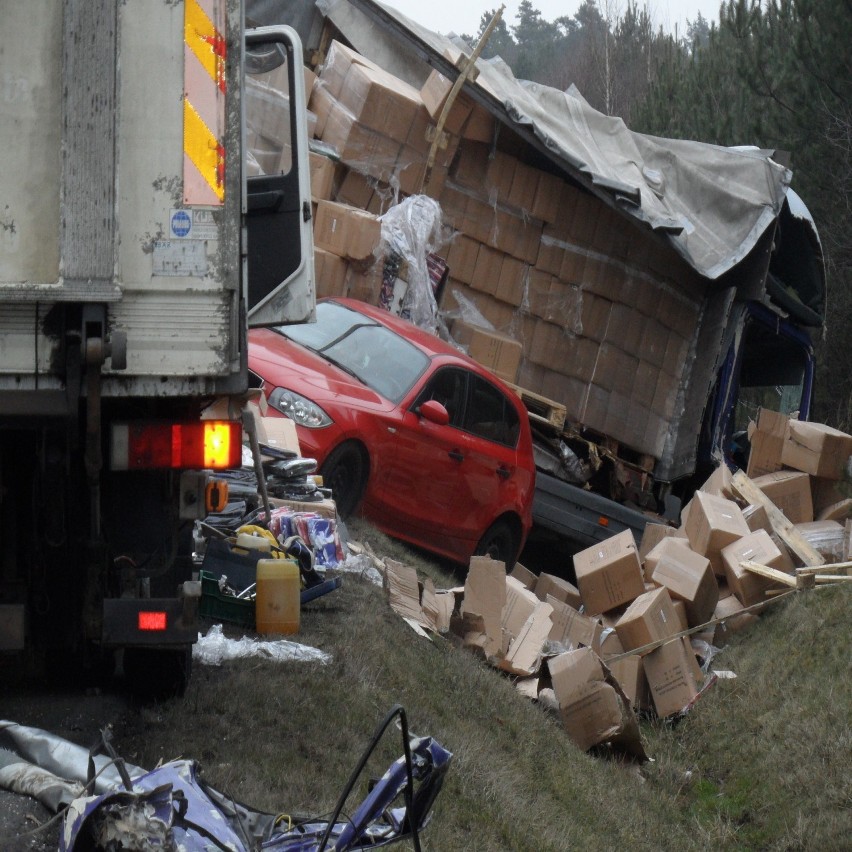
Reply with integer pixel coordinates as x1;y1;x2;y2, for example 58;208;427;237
0;708;451;852
367;410;852;757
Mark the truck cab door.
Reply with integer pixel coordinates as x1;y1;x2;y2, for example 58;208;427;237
244;26;315;326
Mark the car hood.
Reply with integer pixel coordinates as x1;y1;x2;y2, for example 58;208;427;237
249;328;396;411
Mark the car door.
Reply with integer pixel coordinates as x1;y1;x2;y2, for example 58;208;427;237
374;366;524;559
370;366;471;555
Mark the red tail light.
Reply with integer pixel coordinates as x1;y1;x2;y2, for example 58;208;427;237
138;611;168;631
111;421;242;470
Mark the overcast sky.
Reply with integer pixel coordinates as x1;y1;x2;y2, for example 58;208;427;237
383;0;723;40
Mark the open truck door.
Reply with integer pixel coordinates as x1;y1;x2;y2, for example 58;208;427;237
245;26;315;326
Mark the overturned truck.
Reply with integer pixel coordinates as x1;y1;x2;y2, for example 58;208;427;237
252;0;825;549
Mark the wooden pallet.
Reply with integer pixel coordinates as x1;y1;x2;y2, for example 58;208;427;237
506;383;566;432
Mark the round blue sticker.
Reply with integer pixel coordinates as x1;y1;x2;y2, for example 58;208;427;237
171;210;192;237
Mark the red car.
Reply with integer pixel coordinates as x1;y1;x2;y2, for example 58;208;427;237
248;298;536;567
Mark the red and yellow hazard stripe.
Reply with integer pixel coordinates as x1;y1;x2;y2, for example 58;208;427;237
184;0;226;205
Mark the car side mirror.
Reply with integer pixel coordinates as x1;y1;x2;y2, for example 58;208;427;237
418;399;450;426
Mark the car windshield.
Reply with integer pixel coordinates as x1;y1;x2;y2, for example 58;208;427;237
276;302;430;403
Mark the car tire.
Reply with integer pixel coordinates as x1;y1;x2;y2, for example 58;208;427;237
475;519;519;570
320;441;368;519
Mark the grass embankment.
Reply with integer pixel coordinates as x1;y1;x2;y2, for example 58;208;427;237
119;522;851;851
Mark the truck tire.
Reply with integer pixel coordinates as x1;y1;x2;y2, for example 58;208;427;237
319;442;368;519
475;519;519;570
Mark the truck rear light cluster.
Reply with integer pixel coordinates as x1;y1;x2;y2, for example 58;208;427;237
110;421;242;470
138;611;168;632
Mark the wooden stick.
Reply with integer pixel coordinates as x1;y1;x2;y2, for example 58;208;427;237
796;562;852;575
814;574;852;584
741;559;798;587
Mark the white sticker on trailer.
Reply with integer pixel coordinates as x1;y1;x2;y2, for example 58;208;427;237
169;208;219;240
153;240;207;277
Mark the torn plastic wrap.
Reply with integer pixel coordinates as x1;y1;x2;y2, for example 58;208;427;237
52;706;452;852
378;195;445;334
193;623;332;666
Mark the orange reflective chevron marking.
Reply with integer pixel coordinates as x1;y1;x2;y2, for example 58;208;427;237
184;0;225;205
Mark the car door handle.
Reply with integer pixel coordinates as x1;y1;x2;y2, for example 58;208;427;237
448;450;464;462
496;465;511;479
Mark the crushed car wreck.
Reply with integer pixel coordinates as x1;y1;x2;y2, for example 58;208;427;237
0;708;452;851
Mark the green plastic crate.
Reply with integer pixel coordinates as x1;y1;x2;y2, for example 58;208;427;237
199;570;255;628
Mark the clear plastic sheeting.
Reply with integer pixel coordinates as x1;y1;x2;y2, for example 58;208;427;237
335;552;385;587
193;623;333;666
379;195;444;333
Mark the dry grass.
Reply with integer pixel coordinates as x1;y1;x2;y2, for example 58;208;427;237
114;523;851;850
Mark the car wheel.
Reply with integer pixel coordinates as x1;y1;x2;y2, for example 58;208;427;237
475;519;519;569
320;441;368;519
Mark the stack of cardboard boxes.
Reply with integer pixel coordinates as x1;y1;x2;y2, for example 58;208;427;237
383;409;852;754
247;38;715;463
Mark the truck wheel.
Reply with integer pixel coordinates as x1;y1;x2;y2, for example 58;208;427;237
122;647;192;698
475;519;519;569
319;442;368;519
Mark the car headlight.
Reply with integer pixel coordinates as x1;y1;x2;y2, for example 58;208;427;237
267;387;333;428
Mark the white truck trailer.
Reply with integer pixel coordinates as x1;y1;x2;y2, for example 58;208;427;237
0;0;315;690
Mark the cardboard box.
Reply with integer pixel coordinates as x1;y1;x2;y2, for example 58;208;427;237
321;104;401;182
782;420;852;480
547;598;603;650
683;491;750;576
461;101;496;143
721;529;792;606
313;247;348;299
530;171;564;223
645;537;719;627
742;502;772;534
499;576;553;676
671;600;689;633
745;408;789;478
509;562;537;590
614;587;680;653
445;234;480;284
642;636;700;718
420;68;474;136
547;648;641;752
573;529;645;614
313;200;381;262
495;256;527;307
607;654;650;711
449;320;522;383
461;556;507;658
639;522;683;563
317;40;384;100
309;151;338;201
535;573;582;610
338;61;422;135
811;476;849;516
751;470;813;524
710;594;759;647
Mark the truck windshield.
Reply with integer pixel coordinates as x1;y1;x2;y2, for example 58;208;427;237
733;314;812;432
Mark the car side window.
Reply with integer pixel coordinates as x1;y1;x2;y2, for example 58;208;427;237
416;367;467;427
461;374;520;448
